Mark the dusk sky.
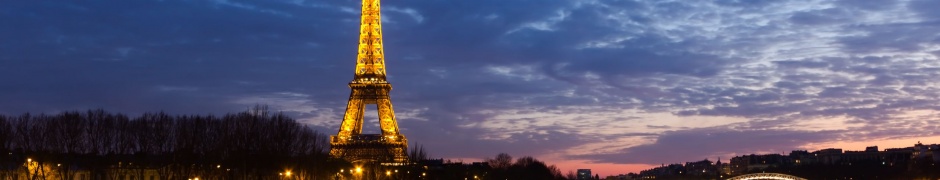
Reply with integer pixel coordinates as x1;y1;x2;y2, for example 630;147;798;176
3;0;940;176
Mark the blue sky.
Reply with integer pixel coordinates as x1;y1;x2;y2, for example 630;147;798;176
3;0;940;175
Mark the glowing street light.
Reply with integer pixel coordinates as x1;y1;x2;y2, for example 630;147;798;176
355;167;363;173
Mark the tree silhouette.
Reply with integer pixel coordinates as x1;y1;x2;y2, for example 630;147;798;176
0;106;340;179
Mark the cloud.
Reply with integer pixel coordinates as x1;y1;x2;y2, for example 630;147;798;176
578;128;843;164
3;0;940;174
386;7;425;23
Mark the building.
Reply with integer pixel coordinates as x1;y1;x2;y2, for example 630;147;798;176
792;146;917;167
629;142;940;178
729;154;788;175
813;148;843;165
683;159;718;176
577;169;593;180
789;150;812;165
716;158;732;177
912;142;940;163
636;163;685;178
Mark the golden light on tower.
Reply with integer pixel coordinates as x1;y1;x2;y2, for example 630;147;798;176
329;0;409;164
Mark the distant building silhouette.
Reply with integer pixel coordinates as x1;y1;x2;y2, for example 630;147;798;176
631;142;940;179
577;169;592;180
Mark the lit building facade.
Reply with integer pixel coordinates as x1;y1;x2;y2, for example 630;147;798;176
577;169;593;180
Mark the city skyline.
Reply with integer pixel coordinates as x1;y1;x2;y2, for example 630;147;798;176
2;0;940;176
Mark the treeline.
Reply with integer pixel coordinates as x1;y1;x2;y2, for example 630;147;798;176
484;153;566;180
0;106;346;179
0;107;576;180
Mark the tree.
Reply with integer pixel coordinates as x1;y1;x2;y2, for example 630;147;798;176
409;143;428;163
566;170;578;180
487;153;513;170
508;156;556;180
0;115;11;151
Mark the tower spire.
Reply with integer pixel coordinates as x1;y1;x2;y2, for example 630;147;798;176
355;0;387;80
330;0;408;164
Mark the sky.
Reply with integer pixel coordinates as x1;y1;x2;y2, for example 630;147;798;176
2;0;940;176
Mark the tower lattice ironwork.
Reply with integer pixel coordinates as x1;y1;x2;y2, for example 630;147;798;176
329;0;408;164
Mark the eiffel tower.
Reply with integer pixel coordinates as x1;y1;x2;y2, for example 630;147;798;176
329;0;408;164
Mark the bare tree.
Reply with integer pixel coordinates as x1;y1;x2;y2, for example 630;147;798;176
409;143;428;163
487;153;514;170
0;115;11;152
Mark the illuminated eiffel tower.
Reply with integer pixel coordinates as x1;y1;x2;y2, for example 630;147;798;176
329;0;408;164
